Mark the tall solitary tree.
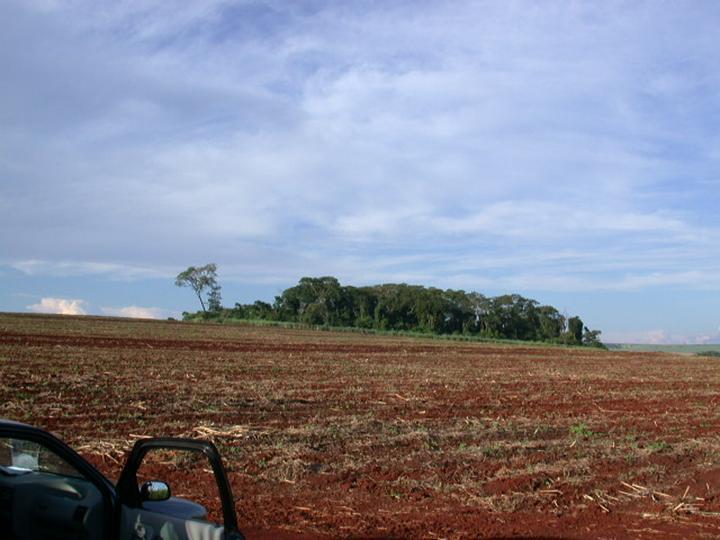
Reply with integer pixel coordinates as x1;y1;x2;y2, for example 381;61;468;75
175;263;220;313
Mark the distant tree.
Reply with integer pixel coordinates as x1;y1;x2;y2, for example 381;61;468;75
567;316;584;344
536;306;565;341
247;300;274;319
231;303;247;319
276;276;344;326
582;327;605;349
466;292;489;334
207;283;222;312
342;286;377;328
175;263;220;313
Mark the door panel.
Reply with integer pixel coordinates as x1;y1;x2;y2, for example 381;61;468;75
120;505;225;540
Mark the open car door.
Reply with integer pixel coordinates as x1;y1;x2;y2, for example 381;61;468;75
0;420;244;540
116;438;244;540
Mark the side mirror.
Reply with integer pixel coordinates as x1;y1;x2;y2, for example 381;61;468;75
140;480;171;502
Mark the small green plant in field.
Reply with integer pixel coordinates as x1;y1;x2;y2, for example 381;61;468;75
327;424;341;440
647;441;670;452
569;422;594;439
625;433;639;449
425;432;441;452
696;351;720;357
481;444;504;458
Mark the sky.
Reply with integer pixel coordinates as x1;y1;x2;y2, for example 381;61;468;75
2;0;720;344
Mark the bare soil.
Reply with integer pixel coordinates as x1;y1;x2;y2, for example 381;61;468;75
2;313;720;538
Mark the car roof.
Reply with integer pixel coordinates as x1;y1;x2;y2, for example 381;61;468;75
0;418;33;428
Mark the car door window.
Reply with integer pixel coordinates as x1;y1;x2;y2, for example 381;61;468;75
1;437;82;476
135;447;222;523
117;441;240;540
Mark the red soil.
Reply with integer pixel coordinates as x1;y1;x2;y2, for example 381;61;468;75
2;314;720;538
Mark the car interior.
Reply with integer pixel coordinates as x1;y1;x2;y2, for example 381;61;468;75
0;437;107;540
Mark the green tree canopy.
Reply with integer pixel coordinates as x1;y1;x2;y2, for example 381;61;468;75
175;263;220;313
187;275;603;348
567;316;584;345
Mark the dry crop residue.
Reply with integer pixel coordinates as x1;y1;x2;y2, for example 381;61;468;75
2;313;720;538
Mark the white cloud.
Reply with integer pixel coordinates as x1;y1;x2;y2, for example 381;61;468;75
100;306;170;319
27;297;87;315
24;296;171;320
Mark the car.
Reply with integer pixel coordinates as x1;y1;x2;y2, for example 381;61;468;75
0;419;245;540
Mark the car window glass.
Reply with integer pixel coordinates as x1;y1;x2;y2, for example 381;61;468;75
136;447;222;524
0;437;83;477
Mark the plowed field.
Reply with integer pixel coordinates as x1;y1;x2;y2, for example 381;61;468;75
2;313;720;539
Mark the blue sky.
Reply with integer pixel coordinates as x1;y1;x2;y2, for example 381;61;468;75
2;1;720;343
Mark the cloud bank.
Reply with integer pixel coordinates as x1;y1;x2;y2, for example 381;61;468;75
603;329;720;346
24;297;170;319
100;306;170;319
27;297;88;315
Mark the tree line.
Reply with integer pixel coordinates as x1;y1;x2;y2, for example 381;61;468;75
176;267;604;347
